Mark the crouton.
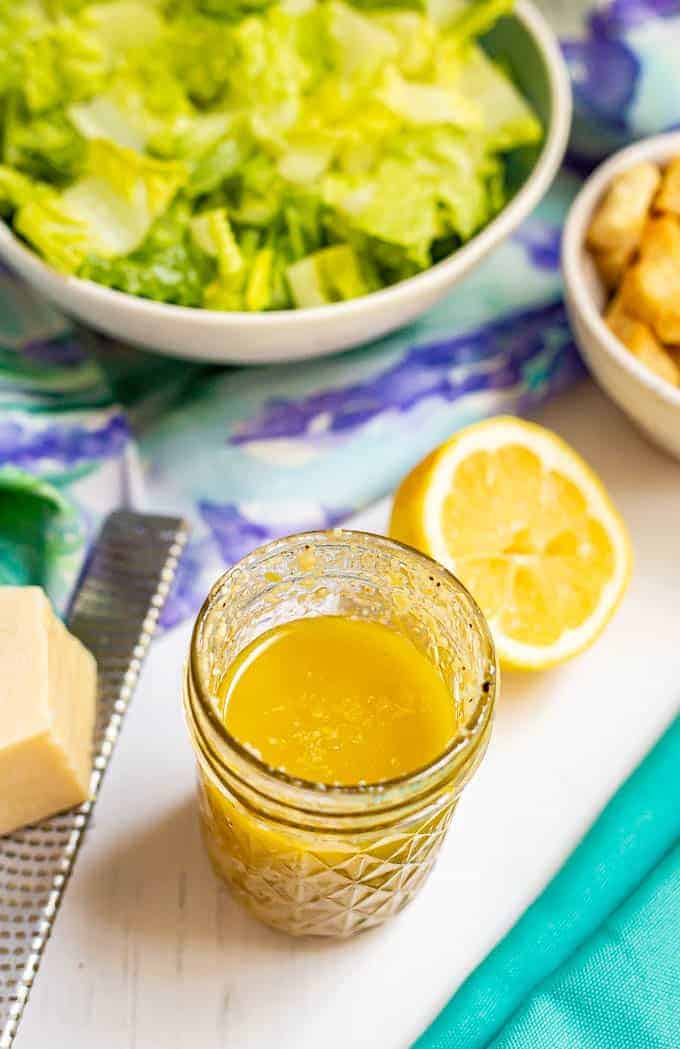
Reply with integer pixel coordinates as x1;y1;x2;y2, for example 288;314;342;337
592;242;634;290
606;301;679;385
618;254;680;345
638;214;680;264
586;162;660;255
654;156;680;217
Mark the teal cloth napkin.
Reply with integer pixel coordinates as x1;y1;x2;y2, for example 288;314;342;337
413;715;680;1049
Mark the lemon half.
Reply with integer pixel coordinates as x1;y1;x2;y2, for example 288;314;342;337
390;417;632;670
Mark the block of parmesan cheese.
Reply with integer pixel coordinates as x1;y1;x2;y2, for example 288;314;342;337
0;587;97;836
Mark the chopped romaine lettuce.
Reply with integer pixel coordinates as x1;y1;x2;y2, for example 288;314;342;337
445;0;514;43
10;141;186;270
190;208;244;278
448;45;542;150
81;200;216;305
287;244;372;306
21;17;109;114
4;98;86;181
78;1;165;57
328;1;399;75
14;193;93;272
376;66;481;129
0;0;541;310
69;97;148;152
0;167;35;213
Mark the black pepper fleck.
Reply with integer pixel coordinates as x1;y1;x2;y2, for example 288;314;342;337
482;680;491;694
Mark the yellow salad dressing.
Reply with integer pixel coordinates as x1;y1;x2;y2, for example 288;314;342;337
220;615;457;785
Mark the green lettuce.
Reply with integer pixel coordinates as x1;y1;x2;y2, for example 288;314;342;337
11;140;186;271
287;244;373;307
448;44;542;150
14;192;93;272
194;0;279;20
190;208;244;277
0;0;542;310
80;199;216;305
4;97;86;182
21;18;109;113
445;0;514;42
0;167;42;214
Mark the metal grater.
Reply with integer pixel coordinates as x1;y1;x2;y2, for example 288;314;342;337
0;511;189;1048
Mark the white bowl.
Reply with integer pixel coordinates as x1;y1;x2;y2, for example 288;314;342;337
562;132;680;460
0;0;570;366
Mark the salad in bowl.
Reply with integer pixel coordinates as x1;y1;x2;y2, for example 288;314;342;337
0;0;543;311
0;0;569;361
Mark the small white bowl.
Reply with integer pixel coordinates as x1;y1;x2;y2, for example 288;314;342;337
0;1;570;366
562;131;680;460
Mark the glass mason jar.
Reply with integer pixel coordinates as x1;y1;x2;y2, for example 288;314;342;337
184;531;497;938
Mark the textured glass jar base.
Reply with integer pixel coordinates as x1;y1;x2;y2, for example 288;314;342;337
197;774;457;938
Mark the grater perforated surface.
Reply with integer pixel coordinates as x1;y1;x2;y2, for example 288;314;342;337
0;511;188;1049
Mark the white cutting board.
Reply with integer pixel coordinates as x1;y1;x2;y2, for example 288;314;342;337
16;381;680;1049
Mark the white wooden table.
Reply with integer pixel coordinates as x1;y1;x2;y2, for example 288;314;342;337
17;382;680;1049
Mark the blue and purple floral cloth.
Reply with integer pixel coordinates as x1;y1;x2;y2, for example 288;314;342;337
1;1;679;626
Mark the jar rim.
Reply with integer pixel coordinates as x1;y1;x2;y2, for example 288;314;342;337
186;530;497;814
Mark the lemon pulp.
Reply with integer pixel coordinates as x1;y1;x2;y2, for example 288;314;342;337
390;417;632;668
